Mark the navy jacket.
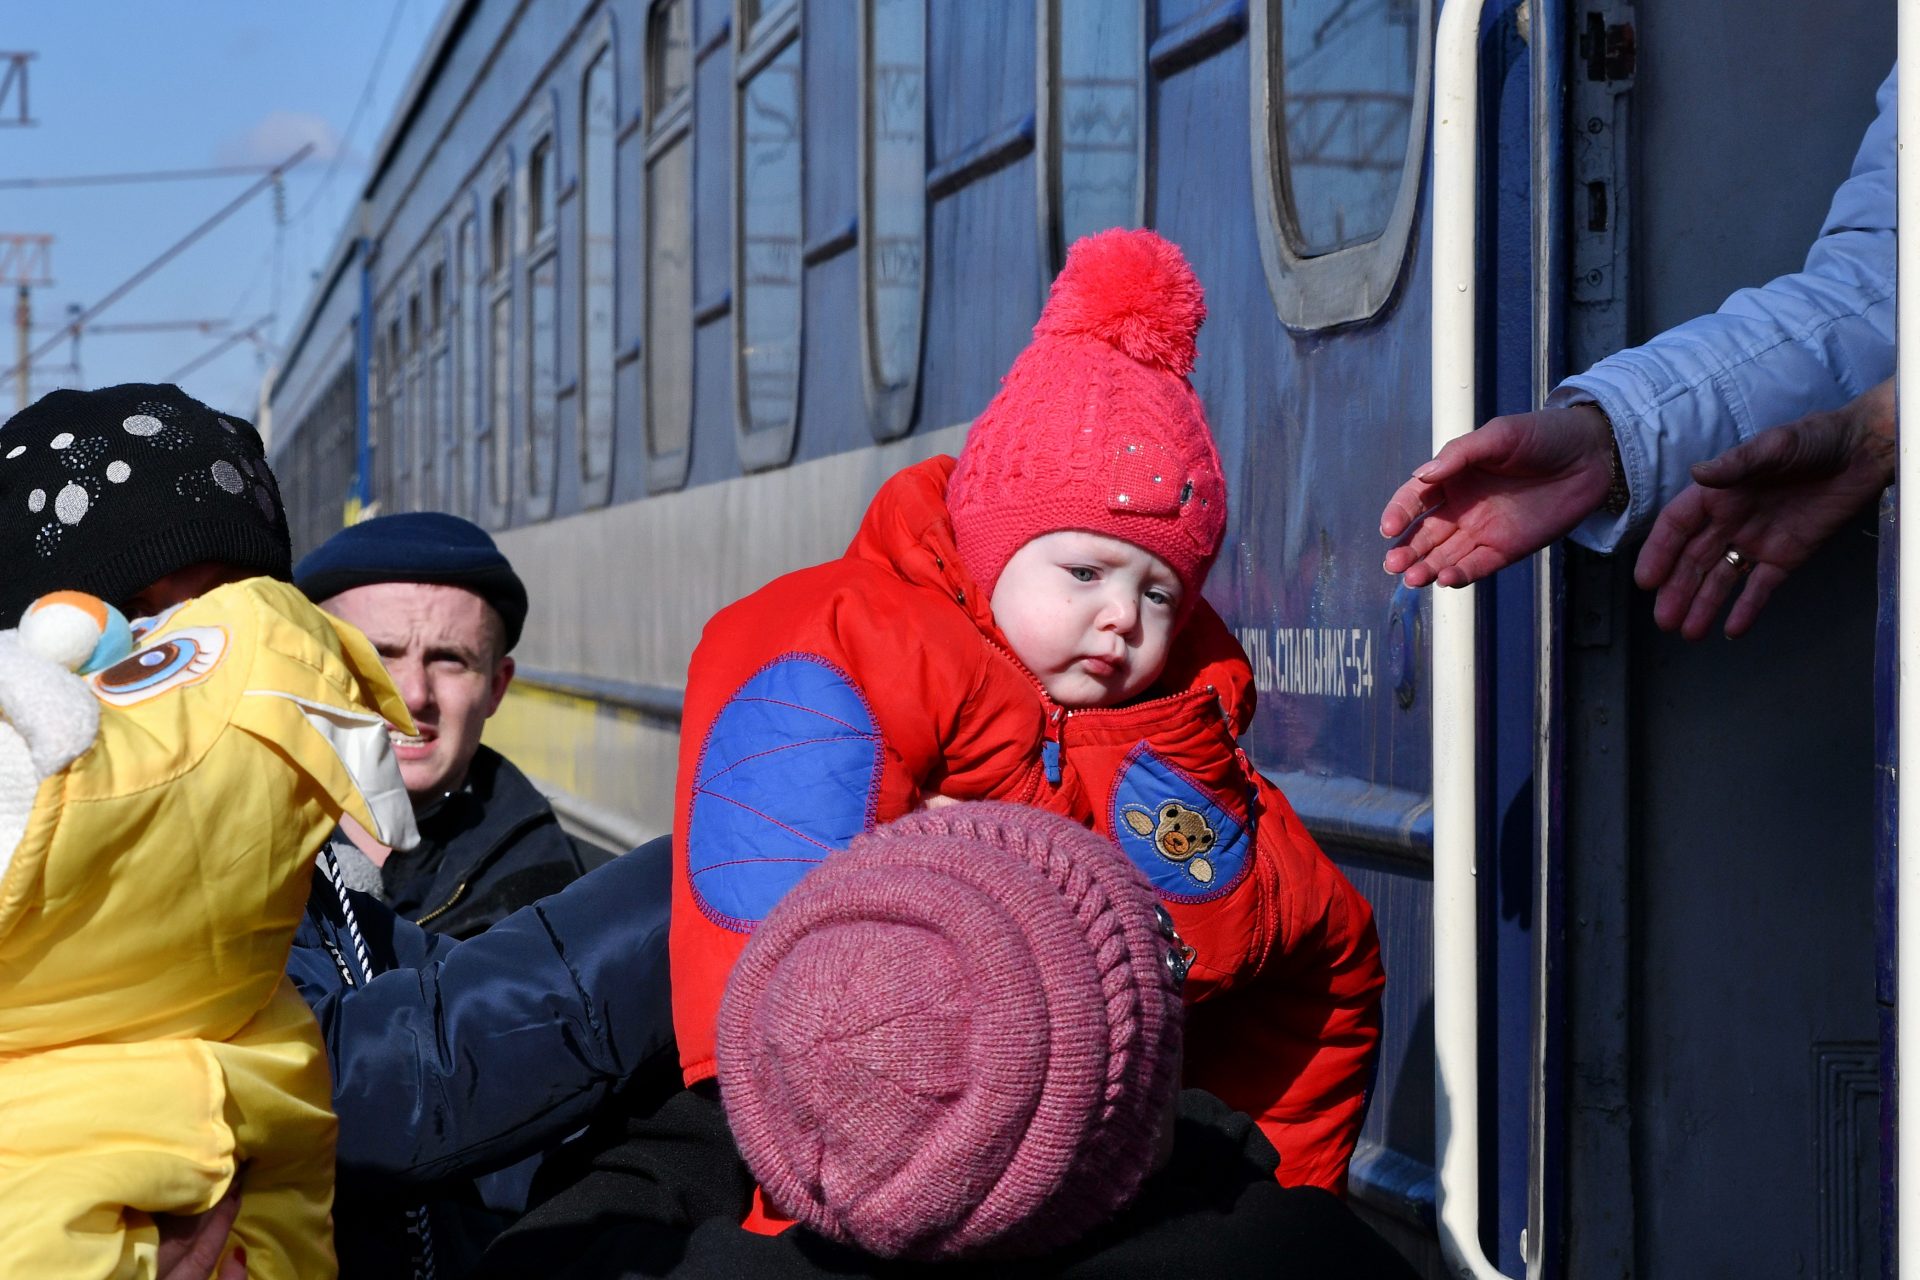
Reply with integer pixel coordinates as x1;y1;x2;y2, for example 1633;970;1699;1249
288;834;676;1278
382;745;614;939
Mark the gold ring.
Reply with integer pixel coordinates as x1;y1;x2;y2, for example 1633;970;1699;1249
1723;547;1753;576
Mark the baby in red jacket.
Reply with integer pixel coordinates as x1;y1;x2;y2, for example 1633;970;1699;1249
672;229;1383;1192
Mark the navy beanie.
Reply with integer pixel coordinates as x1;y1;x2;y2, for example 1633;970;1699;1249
295;512;529;652
0;383;292;628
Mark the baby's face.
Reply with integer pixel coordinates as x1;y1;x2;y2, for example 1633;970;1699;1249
990;531;1181;708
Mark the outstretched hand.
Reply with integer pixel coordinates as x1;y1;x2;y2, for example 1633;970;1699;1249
1634;378;1895;640
1380;405;1617;587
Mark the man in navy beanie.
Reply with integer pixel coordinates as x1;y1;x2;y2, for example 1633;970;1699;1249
296;512;611;940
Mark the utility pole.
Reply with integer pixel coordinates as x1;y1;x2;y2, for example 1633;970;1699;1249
2;234;54;411
0;52;33;127
1;49;41;410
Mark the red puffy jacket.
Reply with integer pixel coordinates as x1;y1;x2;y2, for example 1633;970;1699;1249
671;456;1383;1191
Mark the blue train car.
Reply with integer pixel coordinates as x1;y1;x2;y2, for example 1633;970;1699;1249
267;0;1894;1272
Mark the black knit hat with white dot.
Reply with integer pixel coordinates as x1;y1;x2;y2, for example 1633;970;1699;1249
0;383;292;628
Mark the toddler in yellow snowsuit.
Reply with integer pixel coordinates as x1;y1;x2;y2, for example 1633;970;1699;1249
0;578;418;1279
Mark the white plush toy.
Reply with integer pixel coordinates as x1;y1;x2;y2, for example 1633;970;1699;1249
0;591;120;882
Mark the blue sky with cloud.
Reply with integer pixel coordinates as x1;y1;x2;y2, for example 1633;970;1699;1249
3;2;444;424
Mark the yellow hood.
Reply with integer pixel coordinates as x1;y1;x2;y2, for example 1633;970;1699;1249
0;577;416;1051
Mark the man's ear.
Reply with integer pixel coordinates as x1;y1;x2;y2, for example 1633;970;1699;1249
485;654;515;718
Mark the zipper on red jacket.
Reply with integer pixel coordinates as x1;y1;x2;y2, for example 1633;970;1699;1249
985;633;1231;792
1042;708;1065;784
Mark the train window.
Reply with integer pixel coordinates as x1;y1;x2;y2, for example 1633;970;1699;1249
369;330;387;510
521;91;560;518
1250;0;1431;329
529;137;554;245
646;134;694;472
455;212;479;518
732;3;803;469
581;46;617;497
411;292;428;512
490;189;509;275
486;171;513;518
489;293;512;511
645;0;695;487
426;257;447;508
859;0;925;441
648;0;691;121
526;247;558;516
1039;0;1146;277
432;344;450;512
390;311;410;511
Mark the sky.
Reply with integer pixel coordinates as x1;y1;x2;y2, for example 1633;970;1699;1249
2;2;446;426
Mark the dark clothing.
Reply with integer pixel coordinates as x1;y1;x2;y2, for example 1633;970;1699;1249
478;1088;1418;1280
288;835;677;1278
381;745;613;939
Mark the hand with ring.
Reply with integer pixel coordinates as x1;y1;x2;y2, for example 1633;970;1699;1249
1634;377;1895;639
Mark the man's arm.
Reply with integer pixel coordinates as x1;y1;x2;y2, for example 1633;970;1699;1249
288;837;674;1186
1561;65;1895;552
1382;65;1896;584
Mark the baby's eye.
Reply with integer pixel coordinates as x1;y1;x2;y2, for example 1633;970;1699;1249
1145;587;1177;609
1066;566;1097;583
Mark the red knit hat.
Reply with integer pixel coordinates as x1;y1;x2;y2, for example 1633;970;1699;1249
947;229;1228;605
716;802;1186;1261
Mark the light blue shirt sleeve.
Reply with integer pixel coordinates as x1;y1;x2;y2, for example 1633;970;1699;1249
1554;64;1896;553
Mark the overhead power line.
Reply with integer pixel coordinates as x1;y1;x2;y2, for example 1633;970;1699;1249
0;163;292;191
30;317;233;335
295;0;410;224
3;144;312;389
165;317;274;385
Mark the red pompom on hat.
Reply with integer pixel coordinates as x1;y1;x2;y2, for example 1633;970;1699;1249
948;228;1227;607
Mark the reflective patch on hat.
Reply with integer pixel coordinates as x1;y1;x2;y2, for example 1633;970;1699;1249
26;488;44;513
1107;440;1185;516
211;460;244;493
107;461;130;483
687;655;883;931
54;482;89;525
1109;744;1249;902
122;414;162;437
50;432;73;450
4;445;24;460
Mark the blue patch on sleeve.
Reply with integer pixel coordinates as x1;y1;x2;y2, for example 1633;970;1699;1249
688;656;884;930
1110;746;1250;902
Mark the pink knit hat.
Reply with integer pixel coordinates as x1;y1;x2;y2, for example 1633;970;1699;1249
715;802;1186;1261
947;228;1228;604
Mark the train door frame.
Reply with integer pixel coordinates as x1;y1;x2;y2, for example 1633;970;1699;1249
1893;19;1917;1274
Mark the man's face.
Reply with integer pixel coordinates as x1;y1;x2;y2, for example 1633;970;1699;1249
321;582;513;805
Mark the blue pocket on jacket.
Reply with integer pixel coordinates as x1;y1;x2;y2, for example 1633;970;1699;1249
1110;744;1249;902
687;655;884;930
